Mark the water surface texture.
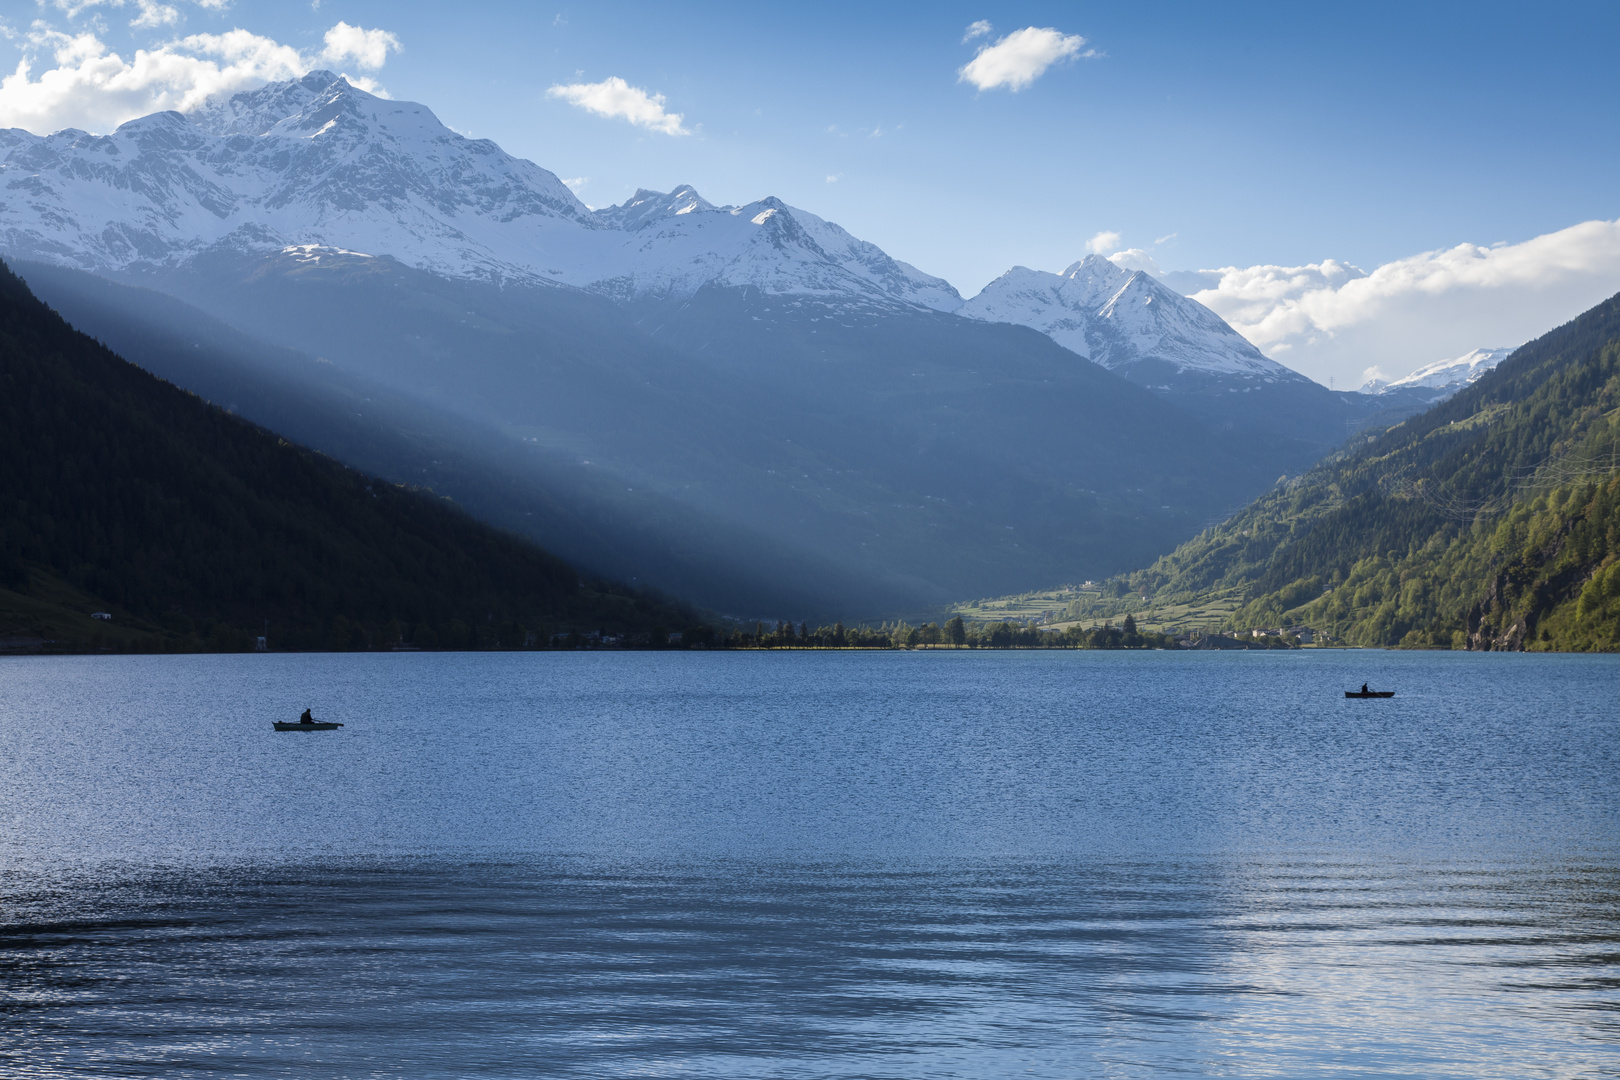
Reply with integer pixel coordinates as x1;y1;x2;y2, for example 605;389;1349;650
1;650;1617;1077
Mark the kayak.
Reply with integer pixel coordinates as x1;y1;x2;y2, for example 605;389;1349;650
1344;690;1394;698
273;721;344;730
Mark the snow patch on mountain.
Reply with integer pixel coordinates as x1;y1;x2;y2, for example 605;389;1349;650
958;255;1302;380
1360;347;1516;397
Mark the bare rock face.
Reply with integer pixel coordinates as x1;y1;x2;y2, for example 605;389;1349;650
1466;515;1591;651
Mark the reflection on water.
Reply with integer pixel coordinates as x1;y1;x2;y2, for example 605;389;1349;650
0;651;1617;1076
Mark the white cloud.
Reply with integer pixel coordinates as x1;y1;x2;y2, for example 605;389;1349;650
1107;247;1160;275
130;1;180;29
0;21;399;134
560;175;586;191
825;173;840;183
44;0;121;17
1154;232;1178;246
962;20;992;43
546;76;688;136
1085;230;1120;254
317;21;399;70
959;26;1090;92
1187;219;1620;386
46;0;231;23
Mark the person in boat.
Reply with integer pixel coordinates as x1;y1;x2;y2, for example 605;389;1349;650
1360;683;1369;695
300;708;315;725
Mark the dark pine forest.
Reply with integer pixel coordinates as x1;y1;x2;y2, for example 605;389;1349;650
0;260;696;652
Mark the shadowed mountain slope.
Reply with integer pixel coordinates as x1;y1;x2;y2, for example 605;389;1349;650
15;261;887;620
0;260;696;652
114;248;1300;612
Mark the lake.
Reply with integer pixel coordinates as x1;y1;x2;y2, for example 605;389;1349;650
1;649;1617;1077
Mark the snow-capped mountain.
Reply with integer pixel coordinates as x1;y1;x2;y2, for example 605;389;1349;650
956;256;1304;383
0;72;955;311
0;68;1315;366
587;187;960;310
0;73;595;282
1359;347;1516;399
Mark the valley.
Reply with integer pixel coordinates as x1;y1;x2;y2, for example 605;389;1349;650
0;70;1602;645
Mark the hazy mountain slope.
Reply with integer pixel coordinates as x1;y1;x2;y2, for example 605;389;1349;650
17;260;898;620
1111;290;1620;650
118;249;1295;606
624;287;1292;586
0;260;696;652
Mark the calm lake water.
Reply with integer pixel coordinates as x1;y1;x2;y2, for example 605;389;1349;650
1;649;1617;1078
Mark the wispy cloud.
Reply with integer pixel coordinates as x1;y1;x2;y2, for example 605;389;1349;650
546;75;688;135
317;22;400;70
1085;230;1120;255
1188;219;1620;384
1107;248;1160;275
962;20;992;43
0;20;399;134
959;26;1092;92
1083;230;1161;275
44;0;232;25
129;1;180;29
42;0;121;17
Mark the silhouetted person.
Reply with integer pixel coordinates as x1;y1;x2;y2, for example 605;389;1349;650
300;708;315;725
1360;683;1369;694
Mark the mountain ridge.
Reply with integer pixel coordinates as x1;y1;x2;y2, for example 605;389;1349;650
3;69;1328;378
0;71;1429;617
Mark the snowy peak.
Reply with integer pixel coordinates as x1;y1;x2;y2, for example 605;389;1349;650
1059;253;1134;303
1361;347;1517;397
189;70;332;136
0;71;598;281
958;257;1297;380
594;185;717;230
580;188;960;310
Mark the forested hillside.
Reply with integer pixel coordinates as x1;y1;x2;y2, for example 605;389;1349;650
0;261;695;652
1113;290;1620;650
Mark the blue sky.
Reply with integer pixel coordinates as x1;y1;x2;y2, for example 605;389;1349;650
4;0;1620;385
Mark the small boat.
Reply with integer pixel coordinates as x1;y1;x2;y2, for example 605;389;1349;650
273;720;344;731
1344;689;1394;698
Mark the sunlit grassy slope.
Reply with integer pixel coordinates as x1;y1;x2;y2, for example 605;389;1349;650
967;289;1620;651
